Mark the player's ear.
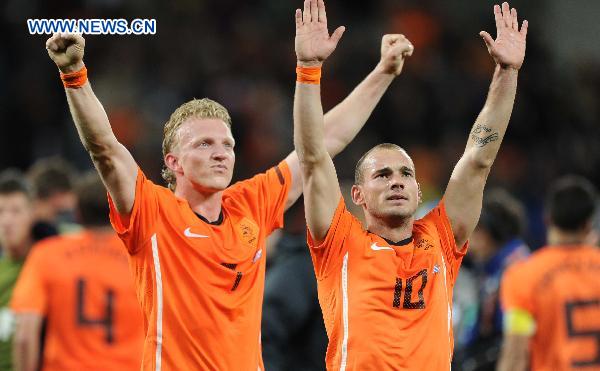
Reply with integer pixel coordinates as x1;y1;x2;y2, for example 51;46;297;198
164;153;182;174
351;184;364;206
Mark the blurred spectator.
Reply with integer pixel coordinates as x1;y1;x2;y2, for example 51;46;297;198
0;170;35;371
453;189;530;371
262;201;327;371
10;172;144;371
27;156;79;239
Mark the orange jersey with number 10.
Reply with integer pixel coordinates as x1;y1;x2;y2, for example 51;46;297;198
10;231;144;371
108;162;291;370
308;198;467;370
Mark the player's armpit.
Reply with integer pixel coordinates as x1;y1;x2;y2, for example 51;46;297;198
497;332;531;371
13;313;43;371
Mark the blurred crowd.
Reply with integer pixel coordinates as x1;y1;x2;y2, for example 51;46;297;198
1;0;599;370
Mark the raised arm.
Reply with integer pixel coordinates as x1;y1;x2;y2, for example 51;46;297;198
284;30;414;209
46;33;137;214
444;2;527;247
293;0;345;242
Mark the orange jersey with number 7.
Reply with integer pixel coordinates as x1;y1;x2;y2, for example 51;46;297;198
308;198;467;370
108;161;291;370
10;231;144;371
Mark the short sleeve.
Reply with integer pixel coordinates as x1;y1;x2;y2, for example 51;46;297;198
108;168;159;254
420;200;469;282
10;244;49;315
225;160;292;234
500;262;535;315
306;197;358;279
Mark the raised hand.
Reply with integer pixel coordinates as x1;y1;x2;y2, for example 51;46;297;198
377;34;414;76
480;2;527;70
46;32;85;73
295;0;345;67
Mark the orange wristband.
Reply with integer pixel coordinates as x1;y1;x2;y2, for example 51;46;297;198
296;66;321;85
60;66;88;89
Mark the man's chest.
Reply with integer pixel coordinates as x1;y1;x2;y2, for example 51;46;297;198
348;235;448;312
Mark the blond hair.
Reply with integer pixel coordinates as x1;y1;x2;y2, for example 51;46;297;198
161;98;232;191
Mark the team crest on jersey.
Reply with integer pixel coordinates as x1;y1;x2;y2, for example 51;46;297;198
236;217;259;248
415;238;434;251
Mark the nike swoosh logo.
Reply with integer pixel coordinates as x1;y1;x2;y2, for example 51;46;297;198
184;228;209;238
370;243;394;251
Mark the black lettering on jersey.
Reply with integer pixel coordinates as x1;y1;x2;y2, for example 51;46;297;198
221;263;237;270
392;269;428;310
221;263;243;291
565;299;600;367
415;238;433;251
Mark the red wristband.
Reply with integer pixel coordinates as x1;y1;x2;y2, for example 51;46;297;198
60;66;88;89
296;66;321;85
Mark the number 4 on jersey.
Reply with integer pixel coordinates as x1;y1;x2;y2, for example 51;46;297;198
76;278;115;344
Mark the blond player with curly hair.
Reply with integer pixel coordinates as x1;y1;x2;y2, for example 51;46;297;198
42;8;413;369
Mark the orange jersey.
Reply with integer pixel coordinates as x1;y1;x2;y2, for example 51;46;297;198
108;162;291;370
10;231;144;371
501;245;600;371
308;198;467;370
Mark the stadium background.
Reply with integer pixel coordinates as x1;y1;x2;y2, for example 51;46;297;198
1;0;599;369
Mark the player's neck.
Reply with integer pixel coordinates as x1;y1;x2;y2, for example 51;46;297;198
547;226;591;247
366;215;414;243
175;183;224;223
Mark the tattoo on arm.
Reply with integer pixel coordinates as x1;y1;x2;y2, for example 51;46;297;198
470;124;499;147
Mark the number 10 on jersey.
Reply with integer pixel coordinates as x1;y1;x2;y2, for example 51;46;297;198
392;269;428;309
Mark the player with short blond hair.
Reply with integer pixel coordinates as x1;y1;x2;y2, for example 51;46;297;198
44;13;415;368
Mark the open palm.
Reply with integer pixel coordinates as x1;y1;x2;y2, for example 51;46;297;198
295;0;345;65
480;2;527;70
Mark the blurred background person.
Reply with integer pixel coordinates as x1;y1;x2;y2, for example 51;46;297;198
0;170;35;371
453;189;530;370
10;172;144;371
261;200;327;371
498;175;600;371
27;156;79;240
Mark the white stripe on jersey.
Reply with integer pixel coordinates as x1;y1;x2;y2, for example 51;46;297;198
151;234;164;371
439;251;452;369
340;252;349;371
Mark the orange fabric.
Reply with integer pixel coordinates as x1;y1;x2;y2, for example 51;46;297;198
296;66;322;84
107;161;291;370
307;198;467;370
10;231;144;371
60;66;88;88
501;245;600;371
